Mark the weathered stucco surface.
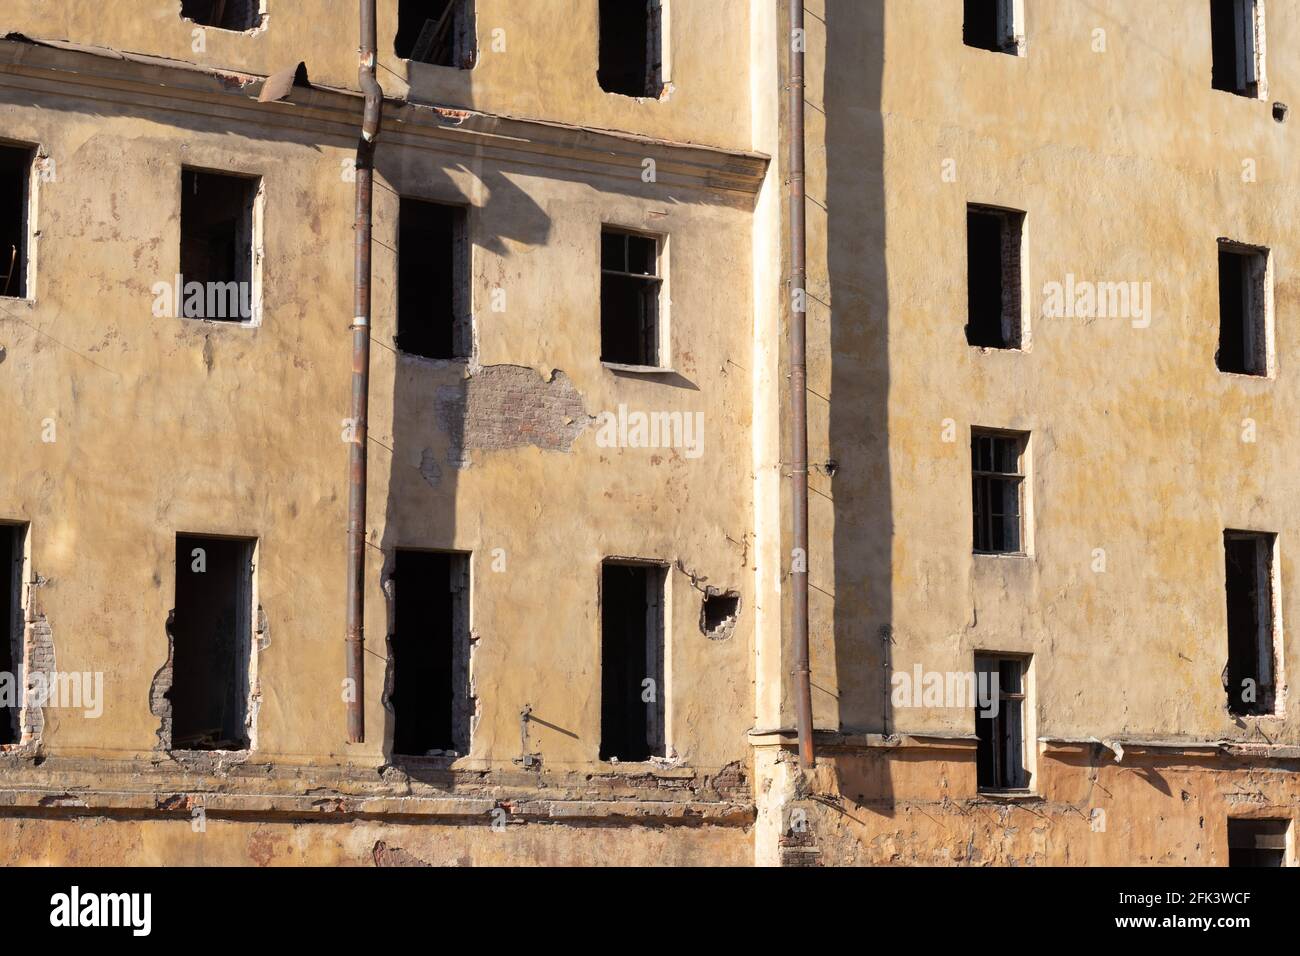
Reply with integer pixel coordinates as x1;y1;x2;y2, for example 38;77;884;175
0;0;1295;865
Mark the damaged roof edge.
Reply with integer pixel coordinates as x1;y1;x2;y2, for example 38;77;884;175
0;34;769;194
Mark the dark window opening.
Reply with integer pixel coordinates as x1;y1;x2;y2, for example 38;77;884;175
0;525;25;746
395;0;477;68
1224;531;1276;716
171;534;253;751
179;169;257;321
975;654;1029;791
1228;818;1288;867
180;0;262;31
1211;0;1259;96
598;0;663;97
390;550;469;757
701;591;739;637
601;230;661;366
600;562;665;761
1216;242;1268;375
972;430;1026;554
0;144;33;299
397;198;470;360
966;205;1023;348
964;0;1018;54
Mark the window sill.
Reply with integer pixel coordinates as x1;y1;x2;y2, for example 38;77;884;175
973;550;1030;559
593;759;686;776
396;351;470;366
602;361;675;376
975;788;1040;803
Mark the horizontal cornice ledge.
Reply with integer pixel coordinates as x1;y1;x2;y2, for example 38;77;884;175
0;36;768;196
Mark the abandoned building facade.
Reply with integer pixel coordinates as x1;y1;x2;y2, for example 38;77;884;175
0;0;1295;866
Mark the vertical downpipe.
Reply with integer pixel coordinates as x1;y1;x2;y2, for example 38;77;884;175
347;0;383;744
788;0;815;769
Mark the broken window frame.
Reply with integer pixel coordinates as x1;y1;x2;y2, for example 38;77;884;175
1211;0;1266;98
597;0;666;98
0;140;36;301
386;549;473;760
966;203;1025;349
975;653;1032;793
599;559;668;763
600;227;666;370
396;0;479;70
168;533;258;753
178;166;264;326
963;0;1026;56
1223;530;1282;717
396;196;472;361
971;429;1029;556
1216;239;1272;377
1228;818;1291;866
179;0;265;33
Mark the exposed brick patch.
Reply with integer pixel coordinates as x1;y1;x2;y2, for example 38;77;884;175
20;615;54;747
372;840;433;867
147;611;175;752
436;365;590;465
780;826;821;867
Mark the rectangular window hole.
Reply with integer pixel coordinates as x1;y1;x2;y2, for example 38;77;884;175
0;143;33;300
966;205;1023;349
601;229;662;367
398;198;470;360
1224;530;1278;716
396;0;477;68
180;168;258;322
389;550;471;757
964;0;1021;55
0;524;25;746
1228;818;1288;866
171;534;254;751
1216;241;1270;376
975;653;1029;791
598;0;663;97
972;429;1027;555
180;0;262;31
1211;0;1261;96
600;561;665;761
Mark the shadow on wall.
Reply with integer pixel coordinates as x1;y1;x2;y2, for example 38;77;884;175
820;1;893;809
371;137;567;770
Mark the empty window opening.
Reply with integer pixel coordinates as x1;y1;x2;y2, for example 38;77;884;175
180;0;262;31
598;0;663;97
389;550;470;757
0;524;25;746
0;144;32;299
1228;818;1289;866
972;430;1027;555
966;205;1023;348
1211;0;1262;96
964;0;1022;55
601;230;662;367
975;654;1029;791
701;591;739;639
171;535;253;751
1224;531;1278;716
1216;241;1270;375
395;0;477;68
179;169;258;321
398;198;470;360
600;562;665;761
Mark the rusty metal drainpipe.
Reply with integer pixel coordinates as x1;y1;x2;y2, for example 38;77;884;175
346;0;382;744
788;0;814;770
